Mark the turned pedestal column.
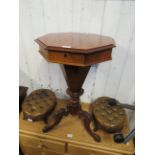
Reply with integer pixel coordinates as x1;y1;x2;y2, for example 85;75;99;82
35;32;115;142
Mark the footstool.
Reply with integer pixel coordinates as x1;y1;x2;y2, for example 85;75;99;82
22;89;57;123
91;97;126;133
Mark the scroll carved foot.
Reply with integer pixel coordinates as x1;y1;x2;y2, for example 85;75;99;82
78;110;101;142
42;108;68;133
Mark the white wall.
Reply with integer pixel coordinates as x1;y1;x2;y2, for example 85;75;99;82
20;0;135;109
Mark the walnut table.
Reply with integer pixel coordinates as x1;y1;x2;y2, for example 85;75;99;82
35;33;115;142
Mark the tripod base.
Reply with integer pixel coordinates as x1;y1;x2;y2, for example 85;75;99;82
43;104;101;142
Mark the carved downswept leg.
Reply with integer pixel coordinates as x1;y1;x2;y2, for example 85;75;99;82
42;108;68;133
92;114;100;132
78;110;101;142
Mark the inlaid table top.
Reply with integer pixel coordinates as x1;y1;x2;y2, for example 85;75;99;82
35;32;116;66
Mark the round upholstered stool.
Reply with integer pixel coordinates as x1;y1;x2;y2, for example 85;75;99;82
91;97;126;133
22;89;57;122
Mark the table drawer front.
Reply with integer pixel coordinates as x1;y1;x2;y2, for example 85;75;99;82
20;134;65;154
48;51;85;65
68;144;122;155
39;47;85;66
20;145;42;155
21;145;65;155
42;150;65;155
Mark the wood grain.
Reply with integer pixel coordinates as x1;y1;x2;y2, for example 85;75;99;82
20;99;134;155
35;33;115;54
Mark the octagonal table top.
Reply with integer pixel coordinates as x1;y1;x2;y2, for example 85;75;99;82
35;32;115;54
35;33;116;66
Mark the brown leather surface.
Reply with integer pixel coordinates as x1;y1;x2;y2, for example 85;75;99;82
92;97;126;133
22;89;57;121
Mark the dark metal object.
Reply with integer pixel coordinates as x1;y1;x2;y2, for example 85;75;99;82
113;128;135;144
124;129;135;144
113;133;124;143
